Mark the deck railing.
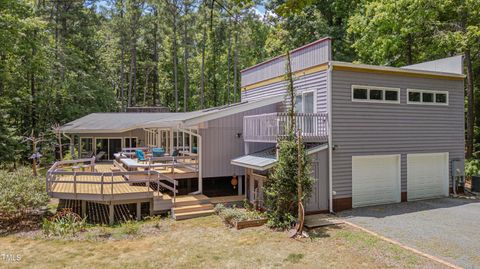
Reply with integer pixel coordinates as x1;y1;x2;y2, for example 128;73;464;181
243;112;328;143
46;159;179;204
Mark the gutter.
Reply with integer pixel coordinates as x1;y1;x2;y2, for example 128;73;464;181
327;62;334;213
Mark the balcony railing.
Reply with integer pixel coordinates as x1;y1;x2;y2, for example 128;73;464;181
243;112;328;143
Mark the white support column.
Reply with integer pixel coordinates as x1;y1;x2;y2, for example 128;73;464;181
169;128;174;154
198;133;203;193
182;131;185;152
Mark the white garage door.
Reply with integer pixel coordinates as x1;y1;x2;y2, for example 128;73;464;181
352;155;401;208
407;153;449;200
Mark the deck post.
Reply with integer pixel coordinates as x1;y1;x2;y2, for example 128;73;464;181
136;202;141;220
81;200;86;218
109;204;114;225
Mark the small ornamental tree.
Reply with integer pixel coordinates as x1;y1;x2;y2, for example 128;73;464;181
263;51;313;230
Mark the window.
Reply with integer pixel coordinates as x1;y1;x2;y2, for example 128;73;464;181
408;91;421;102
80;138;93;158
295;91;315;113
295;90;316;134
352;86;400;103
353;88;368;100
407;89;448;105
124;137;137;148
370;89;383;100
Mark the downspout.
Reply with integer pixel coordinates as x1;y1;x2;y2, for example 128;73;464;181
327;62;334;213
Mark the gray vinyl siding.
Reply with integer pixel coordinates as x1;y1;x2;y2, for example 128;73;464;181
306;149;329;212
241;70;328;114
241;39;331;87
200;104;278;178
331;70;464;198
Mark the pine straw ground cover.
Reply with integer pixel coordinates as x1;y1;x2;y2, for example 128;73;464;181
0;215;446;269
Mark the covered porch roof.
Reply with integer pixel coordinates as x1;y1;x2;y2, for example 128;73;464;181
231;143;328;171
60;96;283;134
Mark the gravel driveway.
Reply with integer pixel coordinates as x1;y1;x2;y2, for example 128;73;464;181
339;198;480;268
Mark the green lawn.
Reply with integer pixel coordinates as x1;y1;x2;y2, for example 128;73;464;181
0;215;446;269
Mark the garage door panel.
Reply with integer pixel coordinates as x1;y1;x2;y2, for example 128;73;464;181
352;155;401;208
407;153;449;200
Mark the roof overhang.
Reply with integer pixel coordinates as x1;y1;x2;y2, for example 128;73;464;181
231;144;328;171
61;95;283;134
331;61;466;80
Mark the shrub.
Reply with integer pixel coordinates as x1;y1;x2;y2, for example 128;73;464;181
215;204;266;227
42;208;86;237
119;220;140;235
465;159;480;177
0;167;49;218
263;139;313;229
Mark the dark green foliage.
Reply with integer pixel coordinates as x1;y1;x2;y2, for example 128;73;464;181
0;167;49;216
42;208;87;237
264;139;313;229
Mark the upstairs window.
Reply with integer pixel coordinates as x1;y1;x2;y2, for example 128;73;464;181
407;89;448;105
352;86;400;103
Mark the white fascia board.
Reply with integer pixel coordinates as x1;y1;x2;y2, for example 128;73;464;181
183;95;284;126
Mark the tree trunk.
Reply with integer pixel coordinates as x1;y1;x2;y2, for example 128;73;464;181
465;49;475;158
172;0;179;111
297;130;304;234
406;33;413;65
32;141;38;177
200;0;208;109
233;16;239;103
226;17;232;105
183;0;189;112
119;0;126;110
127;2;140;108
30;31;37;131
152;7;159;106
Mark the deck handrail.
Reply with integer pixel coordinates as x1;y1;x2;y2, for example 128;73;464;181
243;112;328;143
46;159;179;202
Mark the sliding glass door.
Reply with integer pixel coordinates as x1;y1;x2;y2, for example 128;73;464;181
95;138;122;160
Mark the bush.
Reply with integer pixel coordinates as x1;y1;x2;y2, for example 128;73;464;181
263;139;313;229
0;167;49;218
465;159;480;177
215;204;265;227
119;220;140;235
42;208;86;237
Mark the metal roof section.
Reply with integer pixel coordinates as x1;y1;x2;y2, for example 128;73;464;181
60;95;284;133
401;55;464;75
231;143;328;171
231;147;277;171
331;61;466;80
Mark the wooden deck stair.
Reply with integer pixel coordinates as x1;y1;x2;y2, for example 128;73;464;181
172;194;215;220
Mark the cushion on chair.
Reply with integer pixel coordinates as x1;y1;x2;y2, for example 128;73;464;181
152;148;165;157
135;149;145;160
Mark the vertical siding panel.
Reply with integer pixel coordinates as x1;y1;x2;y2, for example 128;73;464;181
241;39;331;87
201;105;278;178
331;70;464;199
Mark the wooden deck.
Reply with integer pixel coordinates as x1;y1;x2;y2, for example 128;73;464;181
51;164;152;195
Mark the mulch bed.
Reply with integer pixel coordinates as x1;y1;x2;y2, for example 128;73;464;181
0;211;48;236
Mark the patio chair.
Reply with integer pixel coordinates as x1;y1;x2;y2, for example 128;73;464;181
95;151;105;162
152;147;165;157
135;149;147;163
